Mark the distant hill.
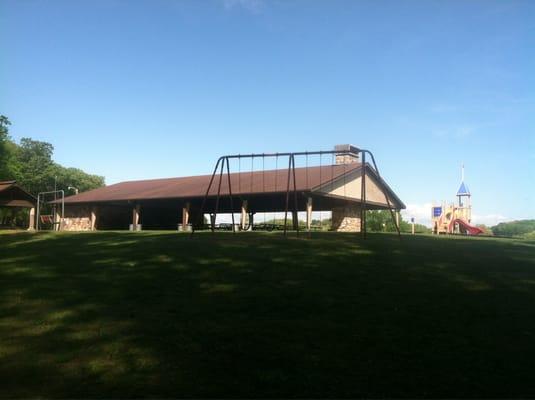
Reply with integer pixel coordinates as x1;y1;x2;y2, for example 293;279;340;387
491;220;535;238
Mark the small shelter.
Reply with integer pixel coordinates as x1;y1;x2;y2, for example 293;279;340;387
0;180;37;229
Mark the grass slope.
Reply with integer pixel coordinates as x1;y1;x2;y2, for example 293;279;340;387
1;231;535;398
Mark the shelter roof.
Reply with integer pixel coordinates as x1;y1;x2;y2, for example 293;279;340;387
0;181;37;208
58;164;405;209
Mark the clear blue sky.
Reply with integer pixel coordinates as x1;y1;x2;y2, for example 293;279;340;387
1;0;534;225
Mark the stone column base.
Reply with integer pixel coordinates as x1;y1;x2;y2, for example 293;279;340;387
332;206;361;232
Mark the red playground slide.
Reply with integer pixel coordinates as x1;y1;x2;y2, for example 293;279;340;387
450;219;484;235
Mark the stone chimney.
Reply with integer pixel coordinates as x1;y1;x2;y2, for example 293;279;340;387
334;144;360;164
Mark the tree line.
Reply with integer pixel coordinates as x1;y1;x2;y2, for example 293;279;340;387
366;210;430;233
0;115;105;196
491;220;535;238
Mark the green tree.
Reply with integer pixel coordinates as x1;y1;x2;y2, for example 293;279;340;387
0;116;105;195
16;138;56;194
366;210;397;231
492;220;535;237
476;224;493;235
53;166;105;194
0;115;12;179
4;136;105;196
366;210;430;234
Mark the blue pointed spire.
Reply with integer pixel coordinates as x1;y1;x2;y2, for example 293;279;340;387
457;181;470;196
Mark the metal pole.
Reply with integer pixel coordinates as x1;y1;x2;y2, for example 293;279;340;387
54;176;57;231
212;158;225;232
283;154;292;236
36;194;40;231
60;190;64;231
365;150;401;238
222;149;360;159
192;157;222;235
292;155;299;236
361;151;366;238
225;157;236;233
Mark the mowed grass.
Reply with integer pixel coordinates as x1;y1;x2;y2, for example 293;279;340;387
1;231;535;398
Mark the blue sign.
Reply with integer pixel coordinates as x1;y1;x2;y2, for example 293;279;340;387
433;207;442;217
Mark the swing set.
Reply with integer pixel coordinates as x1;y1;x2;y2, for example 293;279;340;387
36;190;65;231
191;146;400;238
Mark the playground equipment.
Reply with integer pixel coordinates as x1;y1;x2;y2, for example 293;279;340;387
431;166;483;235
36;190;64;231
192;146;401;238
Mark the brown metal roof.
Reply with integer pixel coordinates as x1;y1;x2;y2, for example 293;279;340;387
0;180;37;208
0;180;18;192
61;164;405;208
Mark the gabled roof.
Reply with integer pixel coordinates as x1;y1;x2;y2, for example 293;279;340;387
0;180;18;192
457;181;470;196
0;180;36;208
59;163;405;209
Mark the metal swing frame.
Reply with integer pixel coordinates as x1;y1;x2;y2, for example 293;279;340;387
36;190;65;231
191;148;400;238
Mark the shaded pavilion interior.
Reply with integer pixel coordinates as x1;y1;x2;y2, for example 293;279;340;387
0;180;37;229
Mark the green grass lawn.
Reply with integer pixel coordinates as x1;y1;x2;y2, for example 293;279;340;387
1;231;535;398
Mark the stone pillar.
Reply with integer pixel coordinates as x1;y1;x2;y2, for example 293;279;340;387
132;204;140;231
248;212;254;231
91;207;98;231
182;202;190;230
210;213;216;229
332;205;361;232
240;200;248;230
54;206;62;231
306;197;313;231
28;207;35;230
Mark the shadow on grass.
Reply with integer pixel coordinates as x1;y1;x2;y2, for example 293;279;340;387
0;231;535;397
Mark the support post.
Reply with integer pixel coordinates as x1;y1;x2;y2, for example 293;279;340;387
212;158;225;232
395;210;400;231
360;151;366;238
54;206;62;231
306;197;313;231
240;200;248;230
28;207;35;231
192;157;223;235
91;206;98;231
283;155;292;236
365;150;401;238
225;157;236;233
249;212;254;231
291;155;299;235
132;204;140;231
182;202;190;230
210;213;216;229
36;195;40;231
292;210;298;230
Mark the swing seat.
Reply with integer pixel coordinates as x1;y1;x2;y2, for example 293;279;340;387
40;215;55;225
